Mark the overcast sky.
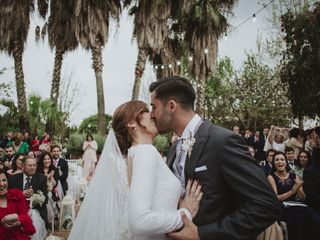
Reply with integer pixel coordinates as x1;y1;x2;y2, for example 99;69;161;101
0;0;271;126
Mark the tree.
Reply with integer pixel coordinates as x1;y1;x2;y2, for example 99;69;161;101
0;68;12;99
74;0;122;135
78;114;112;134
205;55;292;130
127;0;172;100
28;94;69;139
0;0;33;130
182;0;237;116
280;4;320;124
47;0;79;104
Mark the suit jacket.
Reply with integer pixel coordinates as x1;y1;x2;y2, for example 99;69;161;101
303;148;320;214
167;120;281;240
8;172;49;226
57;158;69;194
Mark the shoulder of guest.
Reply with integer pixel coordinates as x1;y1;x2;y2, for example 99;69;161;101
7;188;25;201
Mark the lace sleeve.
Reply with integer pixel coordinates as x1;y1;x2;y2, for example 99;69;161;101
129;145;188;236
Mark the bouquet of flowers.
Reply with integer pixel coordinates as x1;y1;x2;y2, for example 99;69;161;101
31;190;46;208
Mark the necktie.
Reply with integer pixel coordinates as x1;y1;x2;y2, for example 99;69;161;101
24;177;31;190
174;139;184;178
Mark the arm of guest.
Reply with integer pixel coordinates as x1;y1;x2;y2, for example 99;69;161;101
59;160;69;182
13;190;36;235
129;145;191;236
198;134;281;240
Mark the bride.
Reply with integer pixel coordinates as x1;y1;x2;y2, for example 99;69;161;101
68;101;203;240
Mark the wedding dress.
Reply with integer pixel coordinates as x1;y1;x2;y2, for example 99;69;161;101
68;129;191;240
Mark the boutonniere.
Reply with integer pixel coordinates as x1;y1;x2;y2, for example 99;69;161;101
181;132;196;158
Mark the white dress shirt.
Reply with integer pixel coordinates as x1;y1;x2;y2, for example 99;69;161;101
174;114;202;184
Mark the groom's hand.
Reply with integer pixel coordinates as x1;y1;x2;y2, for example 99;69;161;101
166;212;200;240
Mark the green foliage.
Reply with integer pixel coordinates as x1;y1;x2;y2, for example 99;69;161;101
78;114;112;134
0;99;19;134
154;134;170;156
205;55;292;130
66;133;106;156
27;94;68;138
280;6;320;119
0;68;12;99
66;133;84;156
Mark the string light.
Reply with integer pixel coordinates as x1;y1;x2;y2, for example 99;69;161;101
252;14;257;23
151;0;280;69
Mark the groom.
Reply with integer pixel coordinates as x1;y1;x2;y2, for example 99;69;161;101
149;76;281;240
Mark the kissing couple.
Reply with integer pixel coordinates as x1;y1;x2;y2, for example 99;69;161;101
69;76;281;240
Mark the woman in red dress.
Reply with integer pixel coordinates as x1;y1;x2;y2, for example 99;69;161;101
0;169;35;240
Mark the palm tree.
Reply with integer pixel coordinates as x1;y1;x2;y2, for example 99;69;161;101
128;0;172;100
0;0;33;130
74;0;122;135
47;0;79;104
182;0;237;116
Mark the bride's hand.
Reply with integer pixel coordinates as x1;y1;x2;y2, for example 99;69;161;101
179;179;203;218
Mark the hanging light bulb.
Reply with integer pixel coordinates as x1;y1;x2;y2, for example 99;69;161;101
204;48;208;54
188;56;193;61
177;60;181;66
155;65;158;70
168;64;172;68
252;13;257;23
161;65;164;69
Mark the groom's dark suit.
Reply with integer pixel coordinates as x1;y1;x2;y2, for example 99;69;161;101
167;120;281;240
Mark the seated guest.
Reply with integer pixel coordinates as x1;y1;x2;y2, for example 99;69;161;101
30;135;40;157
1;145;15;170
0;147;4;159
51;145;68;195
285;147;297;171
37;152;59;191
294;150;311;179
261;149;276;176
0;132;12;149
268;151;320;240
303;127;320;214
7;153;24;175
268;151;305;202
8;156;49;228
0;169;36;239
37;152;60;222
8;132;29;155
286;128;304;159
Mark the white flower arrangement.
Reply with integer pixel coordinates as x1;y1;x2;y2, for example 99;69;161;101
181;133;196;158
30;190;46;208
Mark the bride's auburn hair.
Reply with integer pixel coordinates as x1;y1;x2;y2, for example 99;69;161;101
112;100;148;155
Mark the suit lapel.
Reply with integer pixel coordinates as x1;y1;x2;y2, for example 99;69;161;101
184;121;211;182
166;142;177;169
18;173;24;190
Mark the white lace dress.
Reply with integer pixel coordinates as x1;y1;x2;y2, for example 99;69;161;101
128;144;191;240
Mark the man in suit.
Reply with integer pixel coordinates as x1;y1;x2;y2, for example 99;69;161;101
149;76;281;240
8;156;49;227
51;145;69;195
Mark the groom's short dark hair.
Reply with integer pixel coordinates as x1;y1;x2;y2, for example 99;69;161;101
149;76;196;110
